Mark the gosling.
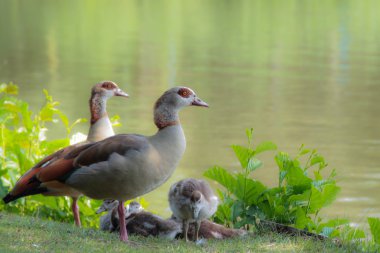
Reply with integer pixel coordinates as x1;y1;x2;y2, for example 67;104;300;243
168;178;218;242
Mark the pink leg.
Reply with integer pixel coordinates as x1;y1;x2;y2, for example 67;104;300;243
72;197;81;227
118;200;128;242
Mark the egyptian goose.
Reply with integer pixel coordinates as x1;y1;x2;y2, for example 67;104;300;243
97;199;122;232
2;81;128;227
99;201;181;240
168;178;218;242
97;200;142;232
4;86;207;242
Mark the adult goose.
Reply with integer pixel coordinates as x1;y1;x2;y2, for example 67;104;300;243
5;86;208;242
168;178;218;242
2;81;128;227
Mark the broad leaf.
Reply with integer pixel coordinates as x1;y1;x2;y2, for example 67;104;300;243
294;208;309;229
310;154;326;168
214;202;232;224
255;141;277;155
320;184;340;207
279;170;287;186
231;200;245;221
234;174;266;205
344;227;366;241
275;152;293;171
286;166;312;189
316;218;350;233
204;166;236;192
247;157;262;172
320;227;335;237
288;191;311;207
232;145;253;169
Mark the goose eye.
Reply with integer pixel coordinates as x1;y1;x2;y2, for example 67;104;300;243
102;82;114;89
178;88;191;98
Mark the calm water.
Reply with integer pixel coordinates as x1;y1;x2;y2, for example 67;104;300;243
1;0;379;224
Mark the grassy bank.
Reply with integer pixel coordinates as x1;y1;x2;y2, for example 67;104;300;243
0;212;357;253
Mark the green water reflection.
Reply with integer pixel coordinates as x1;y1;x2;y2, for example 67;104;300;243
1;0;379;223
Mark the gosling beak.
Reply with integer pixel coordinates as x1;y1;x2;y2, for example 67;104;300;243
96;206;106;214
192;97;209;107
115;89;129;98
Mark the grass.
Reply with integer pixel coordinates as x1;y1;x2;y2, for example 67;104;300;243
0;212;358;253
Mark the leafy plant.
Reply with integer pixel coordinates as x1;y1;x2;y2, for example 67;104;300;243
368;217;380;244
204;128;344;235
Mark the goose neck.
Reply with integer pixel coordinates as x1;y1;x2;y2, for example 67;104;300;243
89;93;107;125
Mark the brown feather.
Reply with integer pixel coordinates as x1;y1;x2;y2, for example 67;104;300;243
72;134;147;167
37;158;75;182
8;142;88;198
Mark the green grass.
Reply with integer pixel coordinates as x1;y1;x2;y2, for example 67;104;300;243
0;212;359;253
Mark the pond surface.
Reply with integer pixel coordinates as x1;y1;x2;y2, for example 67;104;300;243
1;0;379;224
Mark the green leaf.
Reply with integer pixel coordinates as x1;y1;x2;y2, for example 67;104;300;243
57;111;69;129
43;89;53;102
275;152;292;171
232;145;253;169
0;83;18;95
288;191;311;207
320;184;340;207
298;147;310;156
39;105;56;122
231;200;245;221
368;217;380;243
316;218;350;233
255;141;277;155
204;166;236;193
40;139;69;154
286;166;312;190
69;118;87;133
214;202;232;225
234;174;266;205
245;128;253;144
313;170;323;181
247;157;262;172
308;184;340;213
20;102;32;131
343;227;366;241
310;154;325;167
294;208;310;229
320;227;336;237
110;114;122;127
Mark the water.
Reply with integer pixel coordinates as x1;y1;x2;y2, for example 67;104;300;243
1;0;379;224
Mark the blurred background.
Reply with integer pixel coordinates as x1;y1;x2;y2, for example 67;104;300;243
0;0;379;224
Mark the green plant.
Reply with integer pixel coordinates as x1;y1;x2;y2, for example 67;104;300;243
204;129;344;234
368;217;380;244
204;129;380;249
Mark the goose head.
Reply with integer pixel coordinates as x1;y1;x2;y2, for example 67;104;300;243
96;199;119;214
154;87;208;129
91;81;129;100
88;81;129;130
155;87;208;110
127;201;143;215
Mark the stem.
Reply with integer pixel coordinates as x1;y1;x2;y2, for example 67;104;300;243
242;136;254;212
305;151;315;170
305;191;312;216
0;124;5;167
